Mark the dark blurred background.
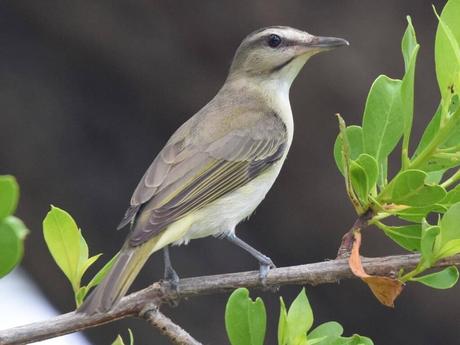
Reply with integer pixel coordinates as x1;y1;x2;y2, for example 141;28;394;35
1;0;457;344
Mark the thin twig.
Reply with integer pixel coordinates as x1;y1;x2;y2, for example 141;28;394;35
1;253;460;345
141;305;202;345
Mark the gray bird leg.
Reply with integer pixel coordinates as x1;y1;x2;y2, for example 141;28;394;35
163;246;179;289
226;233;276;283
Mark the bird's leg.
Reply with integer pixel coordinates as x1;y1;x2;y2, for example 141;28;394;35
163;246;179;290
226;233;276;284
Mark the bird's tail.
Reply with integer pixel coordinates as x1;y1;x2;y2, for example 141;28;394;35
78;240;155;315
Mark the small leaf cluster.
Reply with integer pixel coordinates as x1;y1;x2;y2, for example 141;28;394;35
43;206;116;306
334;0;460;288
0;175;29;277
225;288;373;345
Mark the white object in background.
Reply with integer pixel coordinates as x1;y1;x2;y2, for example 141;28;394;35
0;267;92;345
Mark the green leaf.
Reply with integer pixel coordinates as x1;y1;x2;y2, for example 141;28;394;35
354;154;378;192
349;161;369;205
278;297;288;345
225;288;266;345
79;254;102;281
435;202;460;252
412;266;459;289
309;322;343;340
43;206;84;292
75;286;87;307
434;1;460;99
112;329;134;345
420;225;440;266
85;254;118;292
426;170;444;184
441;185;460;207
401;16;420;166
382;224;421;252
434;239;460;259
0;175;19;220
402;16;418;70
248;297;267;345
362;75;404;164
414;104;442;157
112;335;125;345
0;217;28;277
287;288;313;345
395;204;447;223
380;170;446;207
334;126;364;176
346;335;374;345
420;153;460;173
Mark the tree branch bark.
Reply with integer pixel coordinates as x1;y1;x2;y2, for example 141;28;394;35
1;253;459;345
141;305;202;345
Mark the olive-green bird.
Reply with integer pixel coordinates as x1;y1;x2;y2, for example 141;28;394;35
79;26;348;314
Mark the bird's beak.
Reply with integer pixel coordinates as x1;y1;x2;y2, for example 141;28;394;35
308;36;349;50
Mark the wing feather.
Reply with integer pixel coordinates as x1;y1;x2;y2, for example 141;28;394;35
119;111;288;246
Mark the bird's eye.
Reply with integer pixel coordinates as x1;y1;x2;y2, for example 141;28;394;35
267;34;282;48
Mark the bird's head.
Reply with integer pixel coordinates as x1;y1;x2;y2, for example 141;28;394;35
228;26;348;86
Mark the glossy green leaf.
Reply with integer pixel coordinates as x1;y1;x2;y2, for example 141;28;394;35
382;224;421;252
334;126;364;175
112;329;134;345
309;322;343;341
350;161;368;205
75;286;87;307
426;171;444;184
79;254;102;282
413;266;459;289
435;202;460;251
278;297;288;345
441;185;460;207
0;217;28;277
0;176;19;220
414;104;442;157
355;154;378;192
401;16;420;164
85;253;118;292
345;335;374;345
362;75;404;164
248;297;267;345
402;16;418;70
420;153;460;172
112;335;124;345
434;0;460;99
287;288;313;345
420;225;440;266
435;239;460;259
380;170;446;207
225;288;266;345
226;289;251;345
43;206;84;291
395;204;447;223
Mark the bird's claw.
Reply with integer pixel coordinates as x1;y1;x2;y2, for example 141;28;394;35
259;256;277;291
164;266;180;291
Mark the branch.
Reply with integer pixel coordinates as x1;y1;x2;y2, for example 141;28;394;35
141;305;202;345
1;253;460;345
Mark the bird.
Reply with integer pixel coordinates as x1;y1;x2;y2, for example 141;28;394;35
78;26;348;314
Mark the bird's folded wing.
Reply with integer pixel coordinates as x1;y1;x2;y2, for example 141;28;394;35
121;114;287;246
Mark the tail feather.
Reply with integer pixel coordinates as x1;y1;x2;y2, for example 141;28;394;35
78;242;153;315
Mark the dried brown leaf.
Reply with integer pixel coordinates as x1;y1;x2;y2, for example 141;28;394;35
349;230;404;307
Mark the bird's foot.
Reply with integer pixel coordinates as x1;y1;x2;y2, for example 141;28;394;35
163;267;180;307
164;266;180;292
258;256;278;292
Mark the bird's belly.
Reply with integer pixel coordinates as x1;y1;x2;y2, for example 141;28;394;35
171;160;284;245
